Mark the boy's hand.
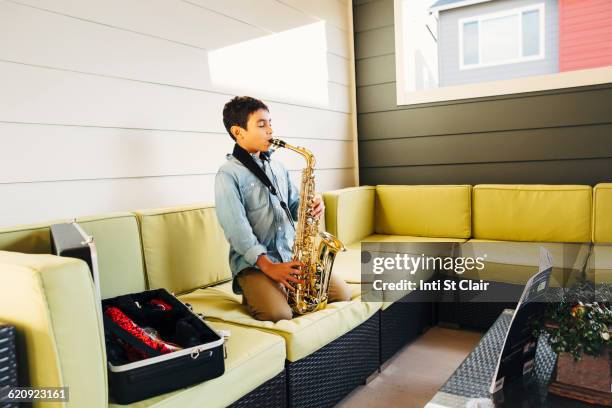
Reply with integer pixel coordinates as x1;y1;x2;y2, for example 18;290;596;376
257;255;305;292
310;194;324;220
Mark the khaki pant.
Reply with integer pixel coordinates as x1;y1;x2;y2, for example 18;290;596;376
237;268;352;322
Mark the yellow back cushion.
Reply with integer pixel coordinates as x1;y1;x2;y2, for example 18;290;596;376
0;214;148;300
76;213;147;299
135;204;232;294
323;186;375;245
375;185;472;238
593;183;612;243
473;185;592;242
0;219;69;254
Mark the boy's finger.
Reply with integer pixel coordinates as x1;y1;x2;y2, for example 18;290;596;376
283;281;295;292
287;276;305;285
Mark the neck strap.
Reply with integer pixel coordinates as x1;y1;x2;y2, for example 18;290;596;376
231;144;295;229
232;143;276;196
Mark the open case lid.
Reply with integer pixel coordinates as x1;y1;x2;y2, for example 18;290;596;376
50;221;102;301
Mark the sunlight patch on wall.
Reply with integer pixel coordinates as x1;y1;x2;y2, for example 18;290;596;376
208;21;329;107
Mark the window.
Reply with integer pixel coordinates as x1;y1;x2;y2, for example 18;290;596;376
392;0;612;106
459;5;545;69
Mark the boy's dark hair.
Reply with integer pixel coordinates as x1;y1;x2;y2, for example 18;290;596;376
222;96;269;141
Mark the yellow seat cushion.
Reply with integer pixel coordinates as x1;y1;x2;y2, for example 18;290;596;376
134;204;232;295
179;282;381;362
323;186;375;245
361;237;458;309
0;251;107;408
332;241;363;283
375;185;472;239
109;320;286;408
456;240;591;287
333;235;463;284
593;183;612;243
472;185;592;243
361;234;466;246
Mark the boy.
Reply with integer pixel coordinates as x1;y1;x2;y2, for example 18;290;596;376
215;96;351;322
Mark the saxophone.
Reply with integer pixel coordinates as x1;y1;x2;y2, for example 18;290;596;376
270;138;346;315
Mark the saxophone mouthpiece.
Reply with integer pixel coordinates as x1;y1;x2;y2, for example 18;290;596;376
269;138;286;148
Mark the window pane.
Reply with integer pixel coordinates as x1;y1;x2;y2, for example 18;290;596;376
462;21;479;65
481;14;519;64
522;10;540;56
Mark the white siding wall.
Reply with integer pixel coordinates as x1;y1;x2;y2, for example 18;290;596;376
0;0;357;227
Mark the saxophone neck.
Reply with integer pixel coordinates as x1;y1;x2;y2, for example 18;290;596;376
270;139;315;168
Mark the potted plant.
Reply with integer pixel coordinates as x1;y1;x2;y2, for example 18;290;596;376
534;281;611;405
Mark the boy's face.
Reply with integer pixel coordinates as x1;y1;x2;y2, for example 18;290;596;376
232;108;273;154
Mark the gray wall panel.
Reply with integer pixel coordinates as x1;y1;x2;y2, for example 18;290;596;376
353;0;612;186
353;0;393;32
354;0;381;6
361;158;612;186
358;86;612;139
359;123;612;167
356;54;396;87
355;26;395;60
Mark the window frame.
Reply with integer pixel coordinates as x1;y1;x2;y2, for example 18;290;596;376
458;4;546;70
392;0;612;106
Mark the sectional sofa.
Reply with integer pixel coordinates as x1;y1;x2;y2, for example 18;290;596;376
328;184;611;330
0;183;610;407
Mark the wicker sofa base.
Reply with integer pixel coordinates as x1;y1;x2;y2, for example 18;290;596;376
285;312;380;408
380;300;434;364
437;278;521;330
229;370;286;408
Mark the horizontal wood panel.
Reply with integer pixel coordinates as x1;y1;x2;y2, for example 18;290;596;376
360;158;612;186
326;23;350;58
10;0;266;50
183;0;316;33
355;26;394;60
277;0;349;31
357;81;397;112
328;53;351;85
353;0;393;33
9;0;349;57
10;0;351;57
0;0;358;229
357;85;612;139
0;123;355;183
0;1;351;90
357;80;612;115
0;62;352;138
353;0;383;7
356;54;395;87
359;124;612;167
0;168;355;227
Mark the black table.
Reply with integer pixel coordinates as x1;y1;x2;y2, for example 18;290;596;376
425;310;600;408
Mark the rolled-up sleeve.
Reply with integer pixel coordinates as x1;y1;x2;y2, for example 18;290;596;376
286;168;301;221
215;171;267;265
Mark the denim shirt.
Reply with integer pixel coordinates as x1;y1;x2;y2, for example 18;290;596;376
215;151;300;294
